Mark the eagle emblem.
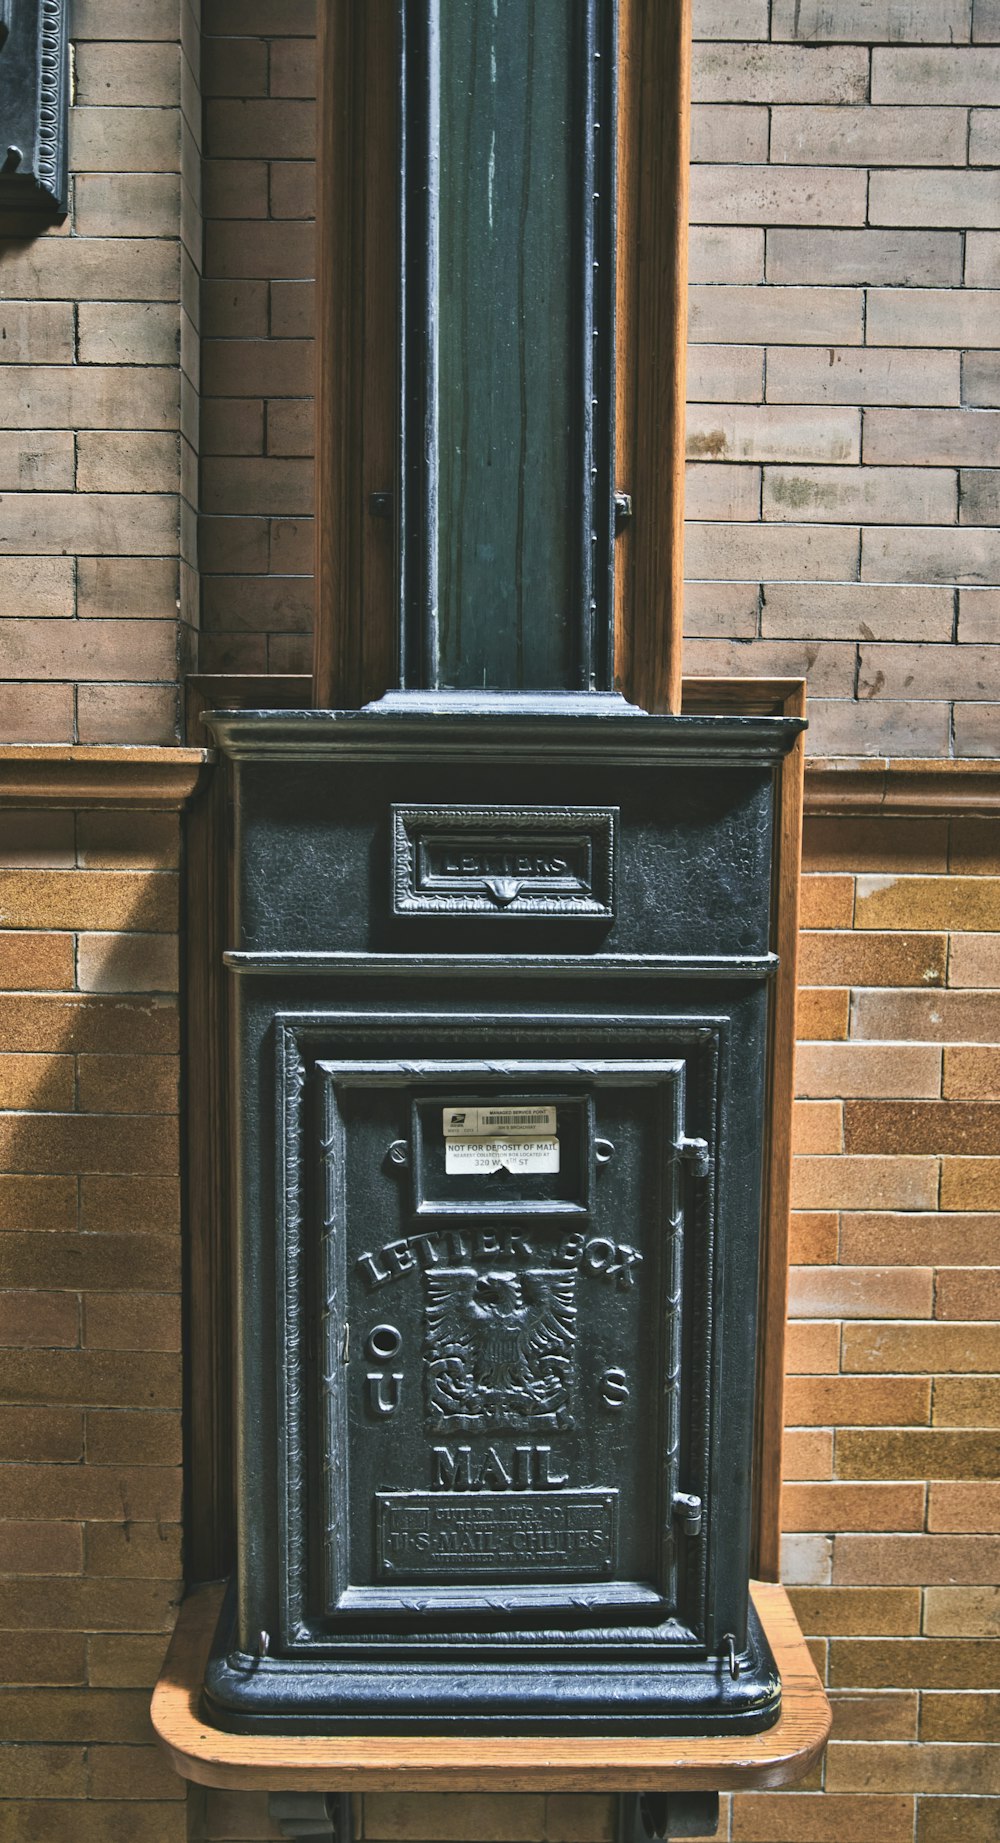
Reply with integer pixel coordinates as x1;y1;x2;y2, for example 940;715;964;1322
424;1267;577;1431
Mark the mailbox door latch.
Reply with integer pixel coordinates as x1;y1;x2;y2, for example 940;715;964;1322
672;1491;704;1538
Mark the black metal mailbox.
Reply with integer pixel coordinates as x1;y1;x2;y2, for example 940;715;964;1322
198;0;805;1753
201;700;803;1735
0;0;68;227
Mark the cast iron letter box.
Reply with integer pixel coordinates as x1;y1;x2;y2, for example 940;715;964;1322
202;708;802;1733
201;0;805;1741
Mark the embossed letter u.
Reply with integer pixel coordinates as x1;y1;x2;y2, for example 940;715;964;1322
367;1371;403;1417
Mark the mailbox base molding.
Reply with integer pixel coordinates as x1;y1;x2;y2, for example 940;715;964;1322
202;1583;781;1737
152;1580;830;1791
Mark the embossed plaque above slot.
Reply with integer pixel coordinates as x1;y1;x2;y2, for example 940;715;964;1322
392;804;618;920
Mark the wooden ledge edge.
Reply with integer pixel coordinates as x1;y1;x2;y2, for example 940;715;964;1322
151;1580;830;1795
0;745;212;808
805;757;1000;816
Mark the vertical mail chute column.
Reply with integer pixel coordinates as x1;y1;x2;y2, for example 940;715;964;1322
198;0;807;1746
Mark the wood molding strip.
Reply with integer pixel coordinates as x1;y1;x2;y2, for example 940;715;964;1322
616;0;692;713
312;0;397;708
183;687;235;1584
152;1580;830;1794
187;685;1000;818
0;746;209;808
753;684;805;1584
804;759;1000;815
682;676;804;1582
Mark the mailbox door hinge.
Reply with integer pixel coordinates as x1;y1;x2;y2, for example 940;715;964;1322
677;1136;712;1179
672;1491;704;1538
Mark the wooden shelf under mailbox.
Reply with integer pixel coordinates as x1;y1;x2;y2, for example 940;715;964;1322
152;1581;830;1795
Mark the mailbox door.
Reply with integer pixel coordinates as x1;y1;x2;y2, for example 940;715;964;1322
270;1007;728;1660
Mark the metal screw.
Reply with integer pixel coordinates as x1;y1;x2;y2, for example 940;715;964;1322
614;491;633;533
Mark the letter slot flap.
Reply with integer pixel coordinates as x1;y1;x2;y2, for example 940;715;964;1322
392;804;618;921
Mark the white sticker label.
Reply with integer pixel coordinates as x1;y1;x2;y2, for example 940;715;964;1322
443;1105;557;1140
444;1138;561;1175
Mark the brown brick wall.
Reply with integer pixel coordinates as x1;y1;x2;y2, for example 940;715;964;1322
684;0;1000;758
0;805;186;1841
1;1;999;1840
0;0;200;746
200;0;315;676
775;807;1000;1842
5;0;998;746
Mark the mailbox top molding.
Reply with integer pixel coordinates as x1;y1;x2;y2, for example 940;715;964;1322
203;703;805;768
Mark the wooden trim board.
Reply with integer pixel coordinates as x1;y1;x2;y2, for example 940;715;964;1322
804;757;1000;814
312;0;397;708
683;676;805;1583
152;1580;829;1795
756;684;806;1584
0;745;209;808
183;683;237;1584
615;0;692;714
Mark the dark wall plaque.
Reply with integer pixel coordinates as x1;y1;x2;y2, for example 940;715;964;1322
392;803;618;918
0;1;69;227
